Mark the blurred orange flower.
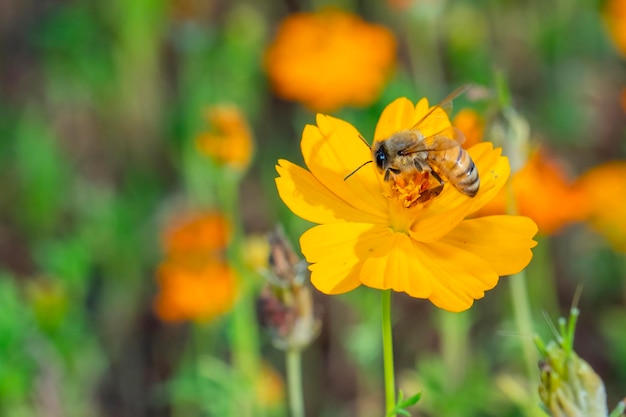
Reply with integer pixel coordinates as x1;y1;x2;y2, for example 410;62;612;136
155;211;237;322
196;105;254;171
603;0;626;56
264;9;397;112
575;161;626;252
477;150;587;235
162;212;230;258
453;108;485;149
154;257;237;322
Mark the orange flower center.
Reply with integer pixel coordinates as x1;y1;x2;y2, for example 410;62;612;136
388;171;440;209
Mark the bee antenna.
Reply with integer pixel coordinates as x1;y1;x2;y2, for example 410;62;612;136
357;134;370;148
344;160;373;181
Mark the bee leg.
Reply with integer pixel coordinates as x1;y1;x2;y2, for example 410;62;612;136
416;171;444;203
384;168;401;182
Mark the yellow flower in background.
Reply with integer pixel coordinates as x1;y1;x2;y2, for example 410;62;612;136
575;161;626;252
452;108;485;149
275;96;537;312
603;0;626;56
476;150;587;235
154;257;237;323
264;9;397;112
255;362;285;408
196;105;254;171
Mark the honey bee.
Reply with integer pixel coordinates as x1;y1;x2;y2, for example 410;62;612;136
346;85;479;204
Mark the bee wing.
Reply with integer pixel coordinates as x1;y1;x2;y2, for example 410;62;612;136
409;84;471;139
402;127;466;154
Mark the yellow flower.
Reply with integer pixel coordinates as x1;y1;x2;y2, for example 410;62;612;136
477;150;587;235
575;161;626;252
452;108;484;149
603;0;626;56
196;105;254;171
264;9;397;112
154;256;238;322
275;96;538;312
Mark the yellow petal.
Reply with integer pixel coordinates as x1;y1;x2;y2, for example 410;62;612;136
301;115;389;221
373;97;420;142
360;232;432;298
409;142;510;241
300;223;391;294
440;216;538;276
360;232;499;312
276;159;384;224
416;240;499;312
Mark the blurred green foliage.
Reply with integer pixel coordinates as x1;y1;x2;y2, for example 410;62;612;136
0;0;625;416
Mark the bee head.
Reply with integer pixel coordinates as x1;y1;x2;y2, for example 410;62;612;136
373;143;388;172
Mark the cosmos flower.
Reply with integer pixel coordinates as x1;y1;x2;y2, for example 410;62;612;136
264;9;397;112
154;256;238;323
161;211;231;258
196;105;254;172
154;211;237;322
603;0;626;56
477;150;588;235
275;95;537;312
575;161;626;252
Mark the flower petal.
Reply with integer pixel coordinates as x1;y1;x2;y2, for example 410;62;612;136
409;142;510;241
360;233;499;312
415;240;499;312
374;97;422;142
301;115;389;221
276;159;384;224
360;232;432;298
440;216;538;276
300;223;391;294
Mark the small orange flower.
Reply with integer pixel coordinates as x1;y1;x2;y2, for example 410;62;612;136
155;210;237;323
575;161;626;252
154;257;237;322
196;105;254;171
477;150;587;235
453;108;485;149
275;95;537;312
162;212;230;258
603;0;626;56
264;9;397;112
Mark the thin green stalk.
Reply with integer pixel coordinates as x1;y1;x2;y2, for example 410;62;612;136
286;349;305;417
381;290;396;416
439;310;469;390
508;269;538;384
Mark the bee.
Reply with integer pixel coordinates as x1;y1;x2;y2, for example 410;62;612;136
345;85;479;204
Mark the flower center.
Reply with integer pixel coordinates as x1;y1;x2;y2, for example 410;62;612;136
385;170;442;234
387;171;441;209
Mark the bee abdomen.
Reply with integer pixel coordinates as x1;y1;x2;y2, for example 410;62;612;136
455;158;479;197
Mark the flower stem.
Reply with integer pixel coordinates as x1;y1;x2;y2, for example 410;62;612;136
509;270;538;388
381;290;396;416
286;349;305;417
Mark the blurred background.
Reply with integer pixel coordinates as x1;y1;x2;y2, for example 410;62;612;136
0;0;625;416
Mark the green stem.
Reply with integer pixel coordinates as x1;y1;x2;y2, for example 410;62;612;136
439;310;469;390
286;349;305;417
509;270;538;387
381;290;396;416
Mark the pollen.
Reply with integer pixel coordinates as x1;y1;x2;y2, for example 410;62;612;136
388;171;438;208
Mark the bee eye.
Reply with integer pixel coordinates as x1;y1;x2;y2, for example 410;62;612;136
375;148;387;169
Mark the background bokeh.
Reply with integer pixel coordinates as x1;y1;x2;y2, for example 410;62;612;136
1;0;625;416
